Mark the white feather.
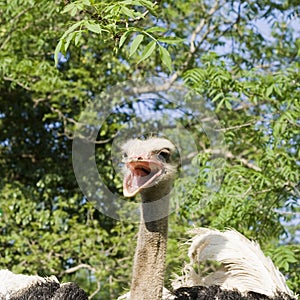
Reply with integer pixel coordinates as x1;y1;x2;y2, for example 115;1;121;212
172;228;295;298
0;269;58;297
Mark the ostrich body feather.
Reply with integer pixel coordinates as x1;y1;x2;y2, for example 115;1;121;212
0;269;88;300
0;269;58;297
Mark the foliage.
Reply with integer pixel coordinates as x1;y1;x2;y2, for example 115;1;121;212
0;0;299;298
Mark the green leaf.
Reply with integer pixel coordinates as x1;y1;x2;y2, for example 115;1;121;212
64;33;74;53
212;92;224;103
119;31;132;48
60;21;84;41
146;26;167;33
159;46;172;72
121;6;135;18
139;0;158;16
225;100;232;110
54;40;63;66
62;3;76;14
129;34;144;57
266;84;274;97
137;40;156;63
183;68;206;83
74;32;82;46
85;22;102;34
70;6;78;17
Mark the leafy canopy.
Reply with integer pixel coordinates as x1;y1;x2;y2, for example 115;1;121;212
0;0;299;298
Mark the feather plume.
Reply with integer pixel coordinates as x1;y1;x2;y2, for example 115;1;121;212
172;228;296;298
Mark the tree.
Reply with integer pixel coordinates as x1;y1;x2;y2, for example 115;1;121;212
0;0;299;298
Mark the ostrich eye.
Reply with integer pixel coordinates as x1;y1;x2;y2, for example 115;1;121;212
157;149;171;162
122;152;128;160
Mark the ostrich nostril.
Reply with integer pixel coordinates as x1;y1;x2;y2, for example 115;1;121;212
137;156;143;160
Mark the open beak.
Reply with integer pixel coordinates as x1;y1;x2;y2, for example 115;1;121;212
123;159;164;197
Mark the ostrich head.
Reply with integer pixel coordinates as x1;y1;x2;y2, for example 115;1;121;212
122;137;178;201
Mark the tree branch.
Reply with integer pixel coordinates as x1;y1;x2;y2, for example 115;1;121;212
132;3;221;95
64;263;96;274
1;6;34;50
3;76;31;91
217;121;257;132
189;1;220;54
202;149;262;172
63;263;102;299
89;281;101;300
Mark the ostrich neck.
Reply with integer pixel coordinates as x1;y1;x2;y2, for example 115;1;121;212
130;191;170;300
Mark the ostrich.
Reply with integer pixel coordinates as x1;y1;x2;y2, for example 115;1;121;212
119;137;297;300
121;137;178;300
0;269;88;300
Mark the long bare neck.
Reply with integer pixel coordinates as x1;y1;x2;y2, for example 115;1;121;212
130;190;170;300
